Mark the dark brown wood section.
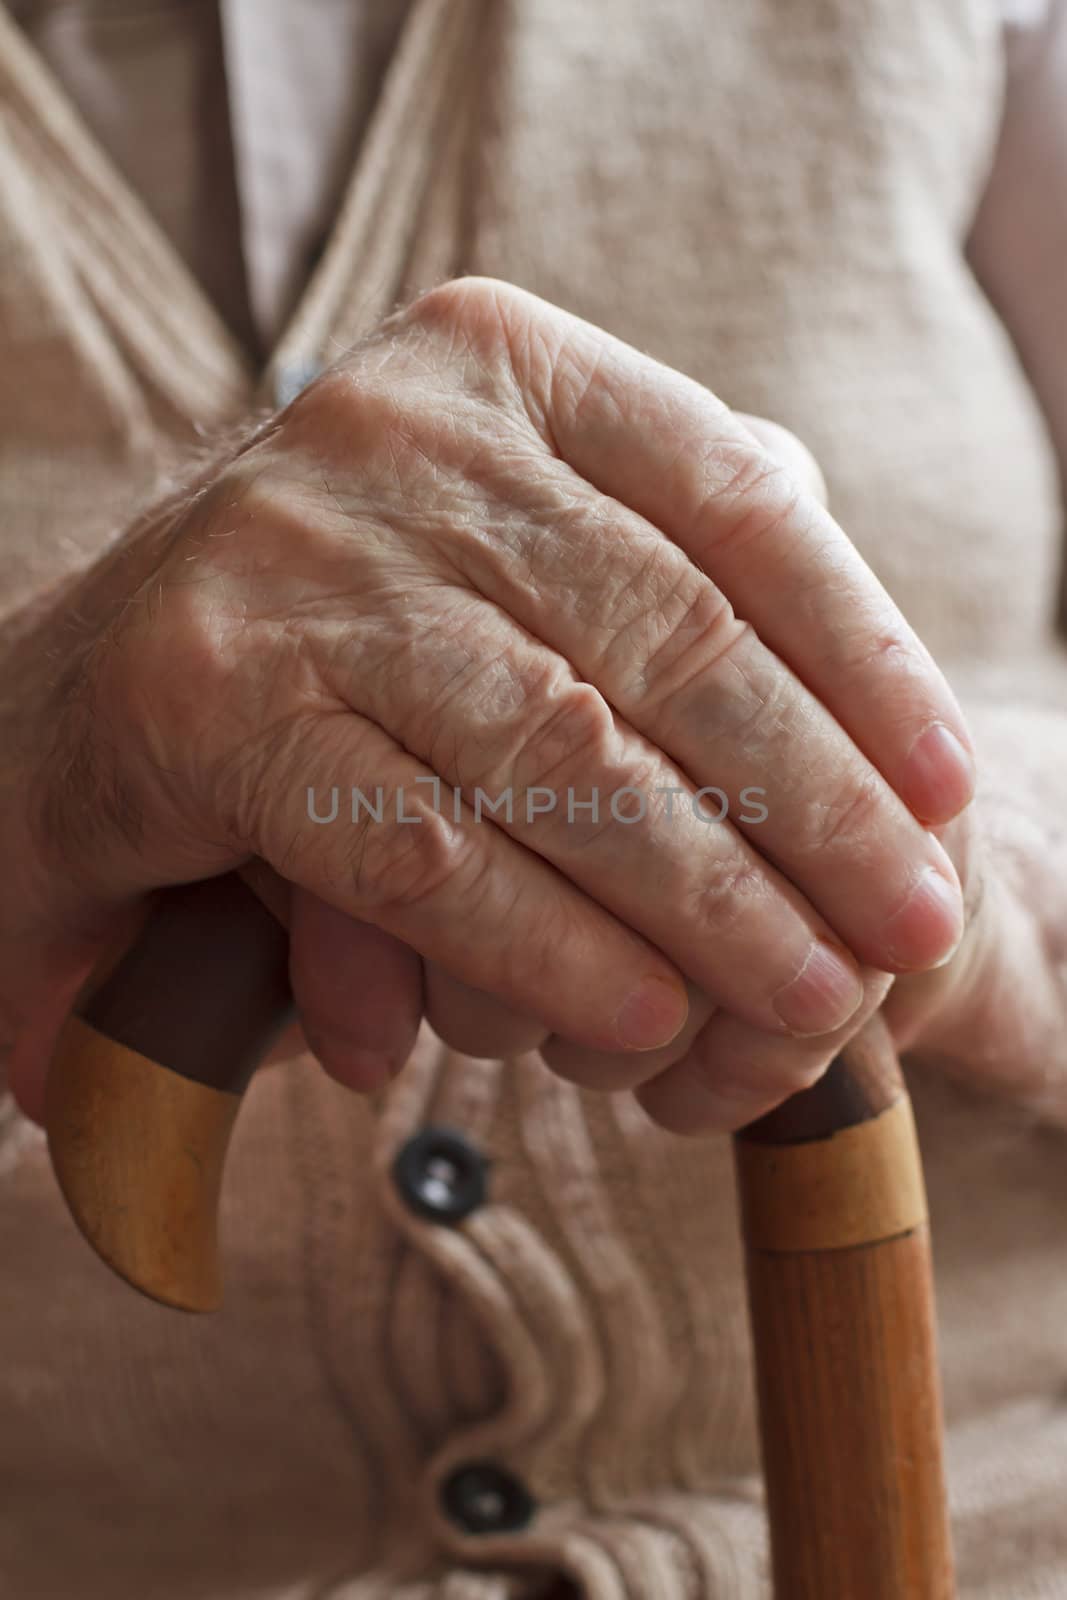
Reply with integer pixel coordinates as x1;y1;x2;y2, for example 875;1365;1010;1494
80;872;294;1093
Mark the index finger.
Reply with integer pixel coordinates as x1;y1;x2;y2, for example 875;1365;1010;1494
513;288;976;827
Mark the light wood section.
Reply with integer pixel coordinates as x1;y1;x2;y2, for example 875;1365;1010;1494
45;1014;240;1312
734;1044;956;1600
735;1094;928;1252
742;1220;955;1599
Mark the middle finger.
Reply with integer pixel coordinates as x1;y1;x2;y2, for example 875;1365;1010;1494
431;444;963;977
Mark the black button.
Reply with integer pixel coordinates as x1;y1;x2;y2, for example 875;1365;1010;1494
391;1125;489;1223
273;358;324;410
439;1460;536;1535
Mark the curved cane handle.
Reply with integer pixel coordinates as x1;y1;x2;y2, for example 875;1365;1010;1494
45;875;293;1312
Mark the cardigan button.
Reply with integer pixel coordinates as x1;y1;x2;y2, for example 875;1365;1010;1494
439;1460;536;1536
391;1125;489;1224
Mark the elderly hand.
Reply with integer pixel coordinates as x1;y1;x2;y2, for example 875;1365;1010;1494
2;278;975;1128
539;420;991;1133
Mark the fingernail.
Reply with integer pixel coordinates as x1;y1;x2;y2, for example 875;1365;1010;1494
884;865;964;970
314;1036;398;1090
615;975;690;1050
904;722;976;823
772;940;865;1036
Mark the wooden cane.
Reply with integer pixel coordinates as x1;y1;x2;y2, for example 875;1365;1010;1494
44;871;956;1594
733;1015;956;1597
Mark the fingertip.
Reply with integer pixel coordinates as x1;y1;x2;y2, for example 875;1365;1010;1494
770;940;865;1037
902;722;977;825
613;972;690;1051
8;981;89;1130
8;1057;46;1128
632;1063;749;1138
883;864;965;973
308;1034;401;1093
289;891;423;1079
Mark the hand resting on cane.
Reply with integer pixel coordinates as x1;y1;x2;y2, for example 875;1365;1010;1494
1;279;975;1134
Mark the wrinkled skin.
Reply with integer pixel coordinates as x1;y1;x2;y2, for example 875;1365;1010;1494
2;277;984;1134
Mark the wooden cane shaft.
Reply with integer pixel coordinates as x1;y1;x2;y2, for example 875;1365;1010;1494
734;1020;956;1600
742;1221;953;1599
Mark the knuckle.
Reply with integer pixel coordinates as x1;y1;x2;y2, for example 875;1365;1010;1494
320;284;544;453
695;438;806;558
547;334;610;431
521;679;620;777
710;656;791;751
737;415;829;506
512;680;646;814
351;802;482;918
705;436;788;504
590;547;707;674
804;768;885;856
688;850;767;939
398;277;553;426
455;669;609;796
452;670;663;848
626;580;752;720
839;627;920;680
403;275;525;345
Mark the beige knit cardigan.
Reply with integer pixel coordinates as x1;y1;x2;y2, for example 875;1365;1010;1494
3;2;1067;1597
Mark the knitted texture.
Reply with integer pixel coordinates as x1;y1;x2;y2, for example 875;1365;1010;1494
2;1;1067;1595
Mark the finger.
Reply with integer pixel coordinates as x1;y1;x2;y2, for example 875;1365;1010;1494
244;867;542;1069
332;590;869;1037
8;969;91;1128
424;964;549;1057
262;1018;312;1065
289;889;423;1090
539;983;713;1090
634;970;895;1136
406;444;963;977
734;414;829;508
503;283;976;827
237;856;293;927
248;707;690;1054
319;295;961;980
6;897;147;1127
